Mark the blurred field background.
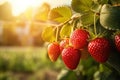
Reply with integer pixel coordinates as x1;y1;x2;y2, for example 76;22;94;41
0;1;64;80
0;47;63;80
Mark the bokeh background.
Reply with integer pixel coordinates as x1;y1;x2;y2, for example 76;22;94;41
0;1;71;80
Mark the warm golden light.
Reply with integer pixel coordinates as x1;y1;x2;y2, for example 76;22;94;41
7;0;71;16
8;0;44;16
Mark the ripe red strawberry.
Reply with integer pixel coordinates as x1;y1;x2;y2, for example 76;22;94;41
115;34;120;52
60;38;69;52
88;38;110;63
62;46;81;70
47;42;61;62
70;29;89;49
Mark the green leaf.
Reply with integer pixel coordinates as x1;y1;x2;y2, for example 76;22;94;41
33;3;50;21
111;0;120;5
60;23;73;38
91;3;102;13
57;70;77;80
42;26;56;42
79;58;99;80
93;0;108;4
71;0;94;13
100;4;120;30
81;11;95;26
107;50;120;73
48;6;72;23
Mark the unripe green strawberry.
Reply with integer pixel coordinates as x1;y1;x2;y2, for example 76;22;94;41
115;34;120;52
62;46;81;70
47;42;61;62
70;29;89;49
88;38;110;63
60;38;69;52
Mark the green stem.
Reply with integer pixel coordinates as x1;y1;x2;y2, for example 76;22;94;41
55;15;81;42
55;18;73;42
99;64;104;72
94;13;97;35
72;19;78;32
55;26;59;42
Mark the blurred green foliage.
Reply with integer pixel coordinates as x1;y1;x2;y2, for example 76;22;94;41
0;47;63;80
0;47;119;80
58;57;120;80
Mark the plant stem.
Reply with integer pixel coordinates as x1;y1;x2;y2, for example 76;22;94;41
55;15;81;42
55;18;72;42
94;13;97;35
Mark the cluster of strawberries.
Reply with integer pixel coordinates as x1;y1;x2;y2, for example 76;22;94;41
47;29;120;70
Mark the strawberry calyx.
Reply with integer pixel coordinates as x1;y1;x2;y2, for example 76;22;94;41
88;29;110;42
113;30;120;36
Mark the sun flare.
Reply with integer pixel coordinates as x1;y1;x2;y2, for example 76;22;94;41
7;0;71;16
8;0;44;16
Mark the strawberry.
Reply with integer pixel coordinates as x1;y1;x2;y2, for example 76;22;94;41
60;38;69;52
115;34;120;52
88;38;110;63
47;42;61;62
62;46;81;70
70;29;89;49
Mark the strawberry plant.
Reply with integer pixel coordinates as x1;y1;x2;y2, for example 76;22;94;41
42;0;120;79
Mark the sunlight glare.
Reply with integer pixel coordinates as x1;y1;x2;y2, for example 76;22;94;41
8;0;44;16
8;0;71;16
